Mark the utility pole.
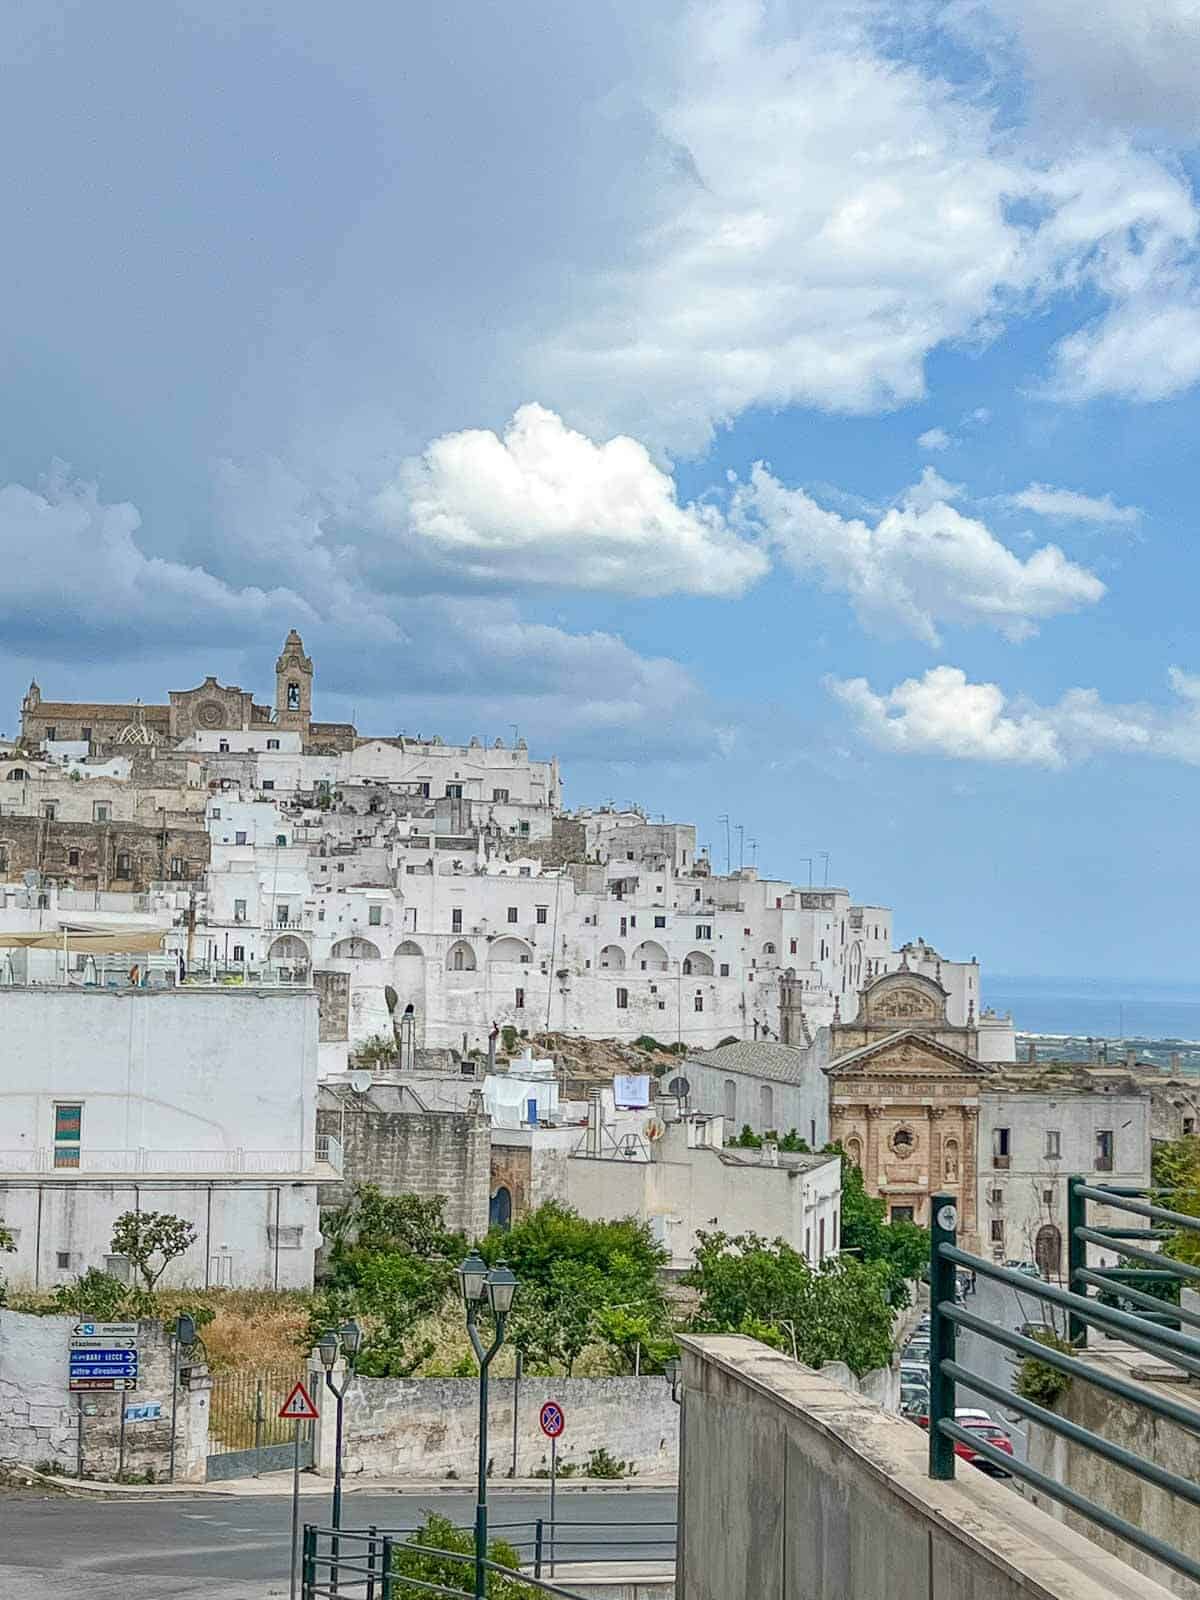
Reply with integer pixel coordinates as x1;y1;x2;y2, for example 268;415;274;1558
718;814;730;876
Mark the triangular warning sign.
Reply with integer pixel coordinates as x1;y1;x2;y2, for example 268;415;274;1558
278;1380;319;1421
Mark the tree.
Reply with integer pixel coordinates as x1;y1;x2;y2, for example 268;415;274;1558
1151;1137;1200;1267
685;1229;896;1377
52;1268;129;1320
391;1512;537;1599
110;1210;197;1292
835;1150;927;1307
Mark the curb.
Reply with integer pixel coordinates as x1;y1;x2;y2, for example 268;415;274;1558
18;1466;678;1500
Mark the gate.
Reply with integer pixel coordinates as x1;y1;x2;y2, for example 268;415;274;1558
206;1366;315;1481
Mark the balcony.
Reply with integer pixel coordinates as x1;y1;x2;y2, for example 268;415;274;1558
266;917;309;931
0;1136;343;1179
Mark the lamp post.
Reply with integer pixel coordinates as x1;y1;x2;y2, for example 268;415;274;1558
458;1250;518;1600
319;1319;362;1592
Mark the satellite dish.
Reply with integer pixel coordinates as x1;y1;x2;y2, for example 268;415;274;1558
348;1071;373;1093
667;1076;691;1100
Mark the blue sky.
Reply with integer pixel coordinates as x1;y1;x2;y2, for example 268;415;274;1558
4;0;1200;983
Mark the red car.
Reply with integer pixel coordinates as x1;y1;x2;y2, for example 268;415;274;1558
915;1412;1014;1476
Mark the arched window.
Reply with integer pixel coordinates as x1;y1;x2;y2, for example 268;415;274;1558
489;936;533;963
684;950;714;976
598;944;625;970
762;942;776;956
394;940;424;958
631;940;669;971
1035;1223;1062;1279
331;936;381;960
723;1079;737;1124
5;768;27;781
267;935;308;963
759;1085;774;1127
446;940;477;971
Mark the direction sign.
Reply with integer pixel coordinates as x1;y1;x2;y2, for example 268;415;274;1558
70;1350;139;1367
69;1377;137;1392
70;1337;137;1351
73;1322;138;1338
539;1400;565;1439
278;1380;319;1421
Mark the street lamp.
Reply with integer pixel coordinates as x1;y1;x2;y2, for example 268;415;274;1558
459;1254;518;1600
319;1320;362;1591
664;1357;682;1406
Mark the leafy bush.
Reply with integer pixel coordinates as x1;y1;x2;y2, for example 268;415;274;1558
1015;1328;1076;1408
391;1512;537;1599
351;1033;399;1068
586;1446;631;1478
51;1270;129;1320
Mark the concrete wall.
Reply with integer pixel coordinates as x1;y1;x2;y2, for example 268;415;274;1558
322;1373;677;1480
676;1334;1176;1600
1025;1349;1200;1599
0;1309;210;1482
315;1095;490;1240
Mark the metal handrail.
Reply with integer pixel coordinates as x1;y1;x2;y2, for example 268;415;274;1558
927;1177;1200;1587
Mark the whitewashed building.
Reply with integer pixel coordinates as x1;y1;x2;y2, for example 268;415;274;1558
683;1040;831;1150
0;986;339;1290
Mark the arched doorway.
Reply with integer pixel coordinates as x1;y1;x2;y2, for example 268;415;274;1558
1035;1223;1062;1279
490;1186;512;1230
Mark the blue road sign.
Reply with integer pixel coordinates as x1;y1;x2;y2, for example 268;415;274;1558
70;1352;138;1373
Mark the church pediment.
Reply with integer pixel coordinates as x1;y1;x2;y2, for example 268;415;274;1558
859;970;949;1027
826;1029;992;1081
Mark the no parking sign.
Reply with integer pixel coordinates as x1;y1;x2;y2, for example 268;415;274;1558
540;1399;565;1438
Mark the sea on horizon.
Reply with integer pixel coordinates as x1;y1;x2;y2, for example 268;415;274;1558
985;974;1200;1044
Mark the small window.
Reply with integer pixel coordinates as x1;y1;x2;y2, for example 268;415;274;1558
368;905;382;926
46;725;57;740
53;1103;82;1169
492;788;509;803
993;1127;1011;1168
989;1188;1003;1205
287;681;300;710
235;831;247;846
115;852;132;877
68;849;80;867
891;1206;915;1225
627;851;635;861
719;963;730;977
57;1251;72;1270
452;909;463;933
616;987;629;1009
1096;1129;1114;1171
93;802;110;822
234;899;247;920
693;994;704;1012
337;862;344;872
695;924;712;940
446;783;463;799
275;833;287;845
654;915;666;928
267;738;280;750
277;904;291;924
819;1218;826;1257
1043;1189;1054;1206
515;987;525;1009
219;740;230;753
211;807;221;820
518;821;529;836
170;856;185;878
81;726;91;741
232;944;245;962
789;939;798;954
744;927;751;937
536;906;548;925
620;916;627;937
42;802;57;820
37;892;50;909
1185;1117;1196;1136
990;1220;1005;1245
507;907;519;923
262;779;275;791
1045;1130;1061;1158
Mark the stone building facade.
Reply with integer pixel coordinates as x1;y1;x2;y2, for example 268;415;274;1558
827;969;994;1249
0;813;209;892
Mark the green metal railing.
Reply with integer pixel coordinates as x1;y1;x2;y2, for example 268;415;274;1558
928;1177;1200;1585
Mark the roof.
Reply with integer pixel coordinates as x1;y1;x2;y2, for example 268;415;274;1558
689;1040;813;1085
826;1029;993;1077
26;701;171;722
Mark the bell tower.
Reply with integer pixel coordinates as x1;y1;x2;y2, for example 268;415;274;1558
275;629;313;737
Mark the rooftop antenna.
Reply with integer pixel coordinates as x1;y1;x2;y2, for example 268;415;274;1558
510;723;520;745
820;851;830;886
736;823;744;872
748;838;758;870
718;814;730;876
798;857;813;887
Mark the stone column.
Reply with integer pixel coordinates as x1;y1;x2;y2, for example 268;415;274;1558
864;1105;883;1201
961;1105;979;1245
928;1106;945;1199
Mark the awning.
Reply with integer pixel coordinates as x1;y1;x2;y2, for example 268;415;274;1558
0;928;168;952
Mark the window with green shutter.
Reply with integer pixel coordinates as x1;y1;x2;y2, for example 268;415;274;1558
53;1103;82;1169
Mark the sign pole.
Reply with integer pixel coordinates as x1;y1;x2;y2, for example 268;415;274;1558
549;1436;557;1577
290;1421;301;1600
118;1395;127;1482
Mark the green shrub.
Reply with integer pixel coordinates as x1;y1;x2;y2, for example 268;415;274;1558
391;1511;538;1598
1015;1328;1076;1407
586;1446;631;1478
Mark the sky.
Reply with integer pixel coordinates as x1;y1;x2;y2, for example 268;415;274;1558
4;0;1200;984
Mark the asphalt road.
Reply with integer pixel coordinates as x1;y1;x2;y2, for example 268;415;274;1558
0;1485;677;1600
954;1269;1062;1464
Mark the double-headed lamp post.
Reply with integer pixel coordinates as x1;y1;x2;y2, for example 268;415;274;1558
318;1317;363;1588
457;1250;518;1600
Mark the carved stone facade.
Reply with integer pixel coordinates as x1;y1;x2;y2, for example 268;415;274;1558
827;970;992;1248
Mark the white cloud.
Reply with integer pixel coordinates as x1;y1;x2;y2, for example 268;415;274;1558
829;666;1066;765
918;427;953;451
737;463;1104;645
524;2;1200;450
1010;482;1141;525
372;403;767;598
830;663;1200;767
994;0;1200;139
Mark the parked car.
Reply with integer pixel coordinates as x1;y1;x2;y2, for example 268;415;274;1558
902;1341;931;1363
1004;1259;1042;1279
915;1409;1014;1476
900;1362;929;1389
956;1269;976;1298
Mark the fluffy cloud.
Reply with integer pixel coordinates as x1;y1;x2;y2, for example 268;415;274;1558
372;404;767;598
830;663;1200;767
0;470;309;658
1010;483;1141;524
918;428;953;451
525;1;1200;450
736;464;1104;645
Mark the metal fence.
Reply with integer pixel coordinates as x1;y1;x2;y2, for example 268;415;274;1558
207;1366;315;1480
927;1176;1200;1585
300;1517;677;1600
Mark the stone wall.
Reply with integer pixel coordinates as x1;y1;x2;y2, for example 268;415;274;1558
316;1100;490;1238
321;1373;677;1480
0;813;208;892
0;1310;210;1483
315;969;350;1042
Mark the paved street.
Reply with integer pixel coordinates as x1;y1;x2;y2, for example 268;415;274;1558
0;1485;677;1600
954;1269;1061;1464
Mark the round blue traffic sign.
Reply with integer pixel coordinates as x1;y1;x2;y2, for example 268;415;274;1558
539;1400;565;1439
